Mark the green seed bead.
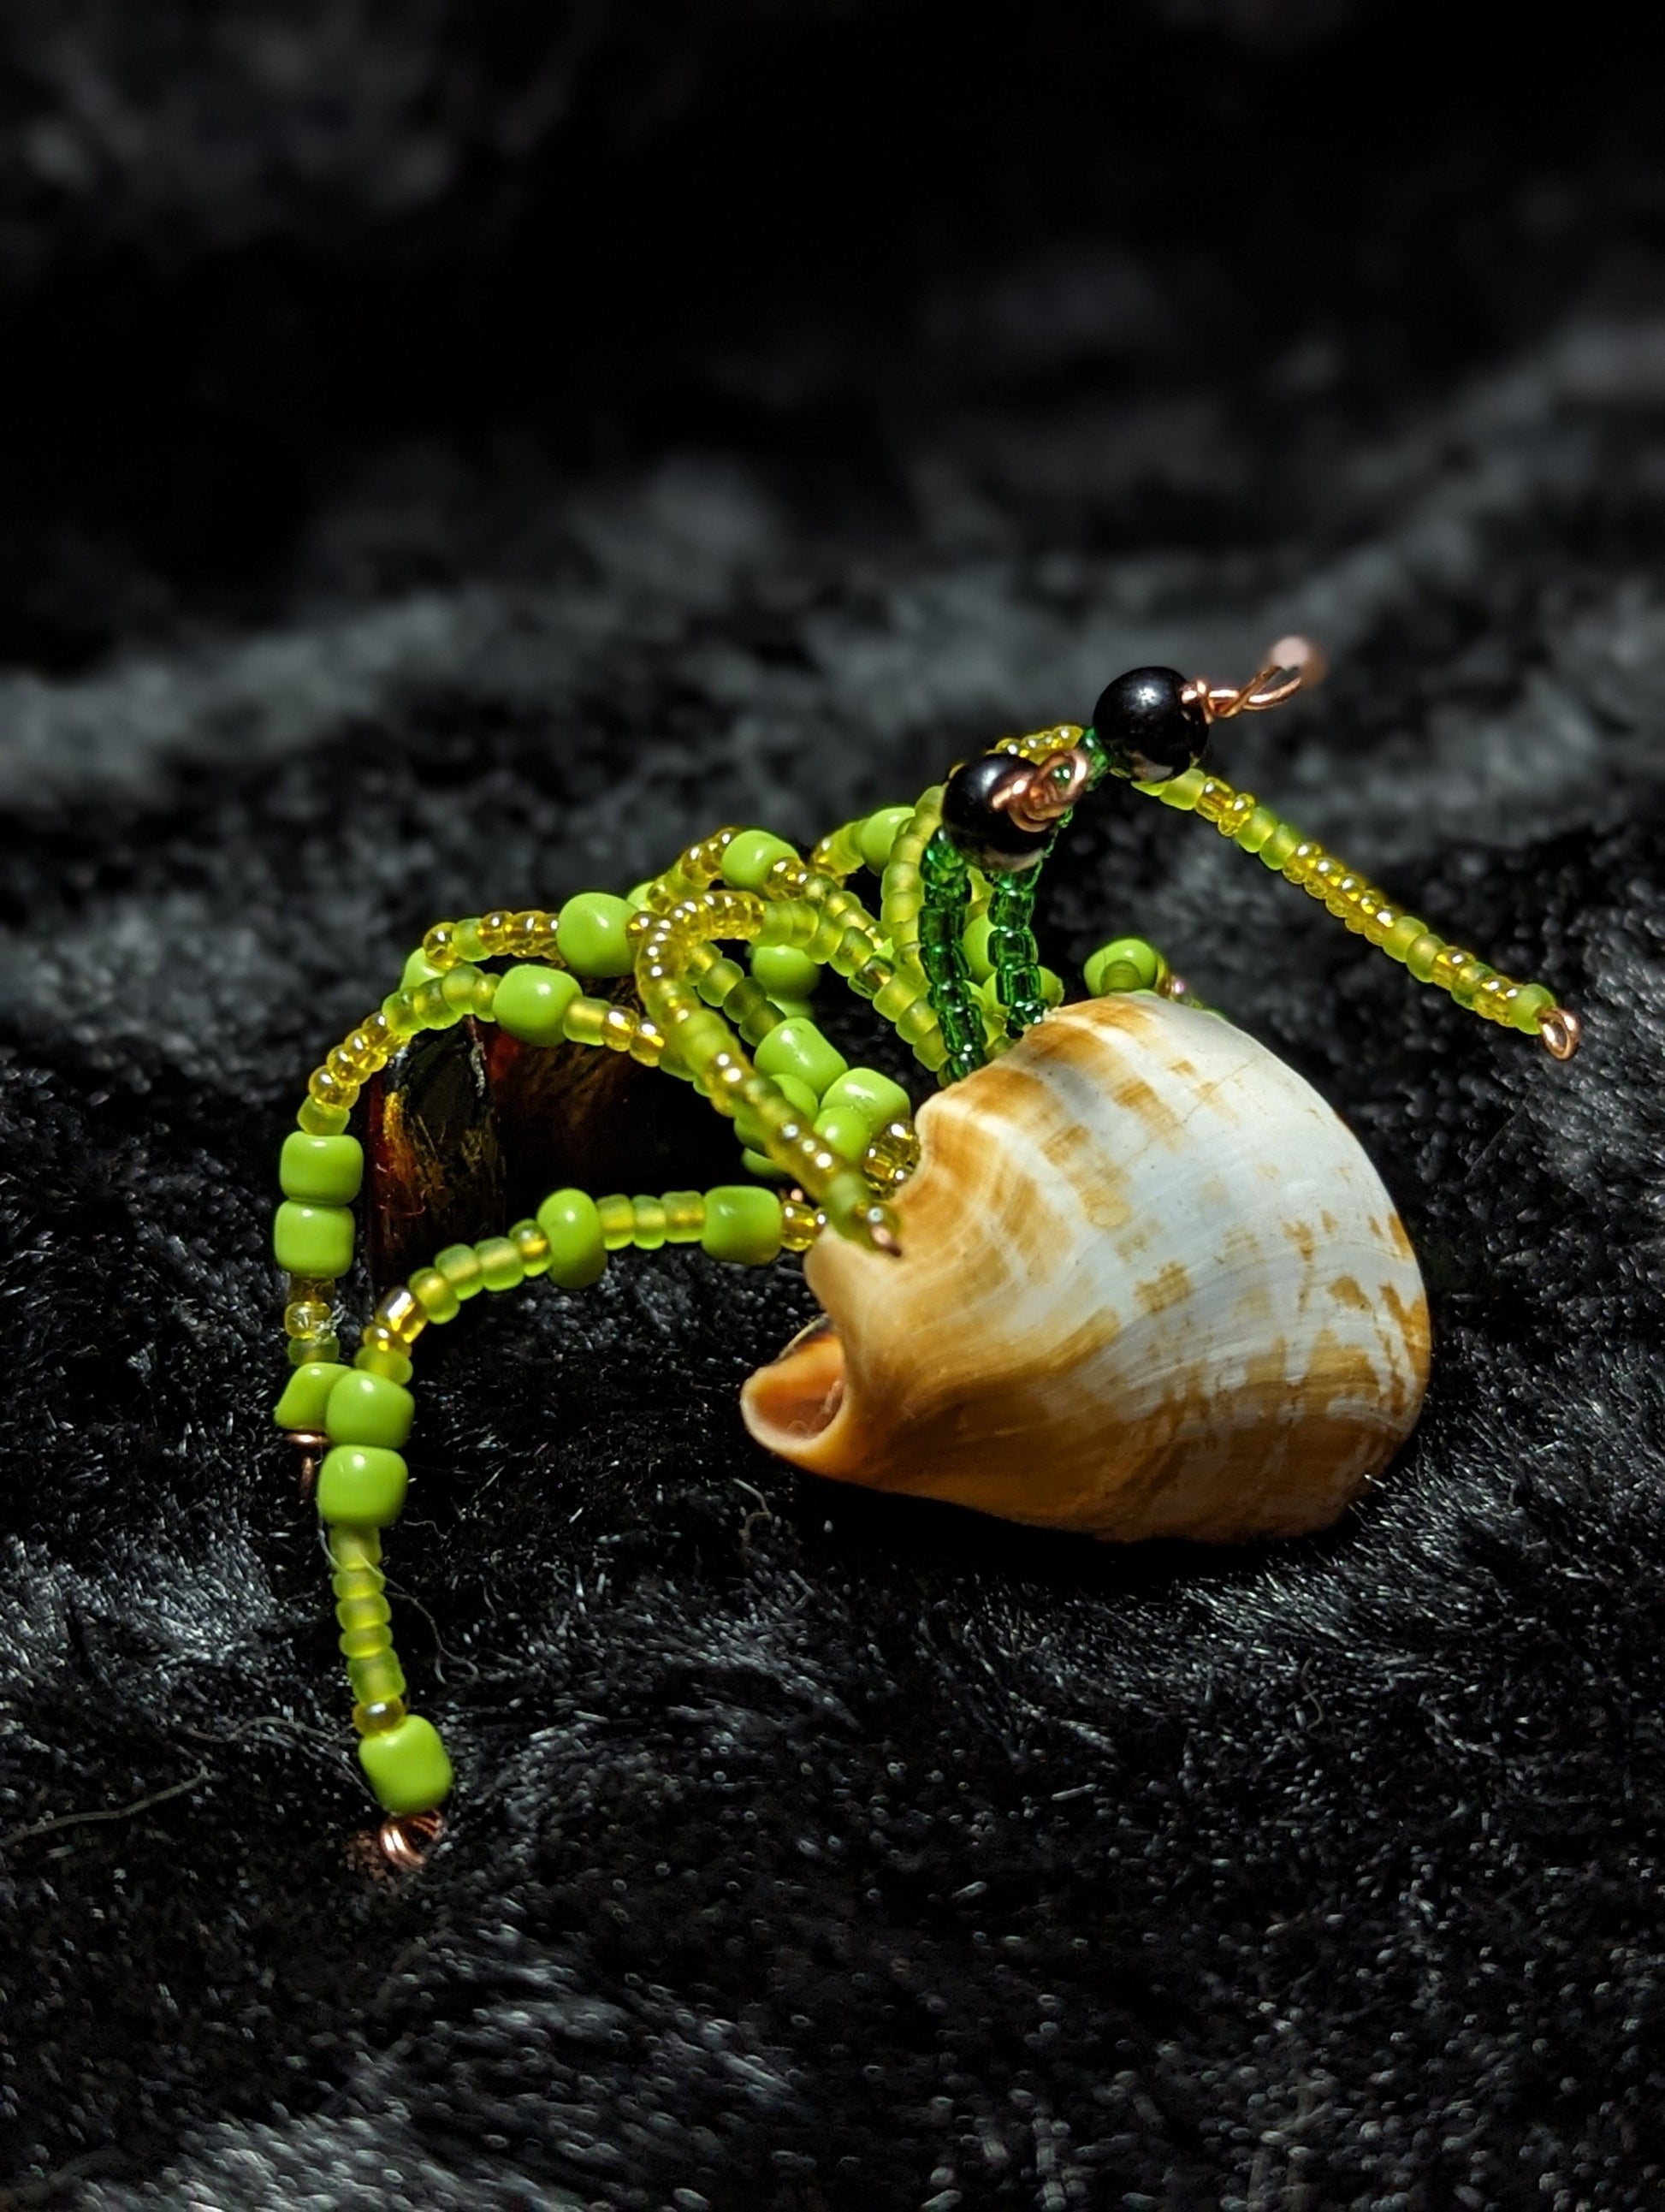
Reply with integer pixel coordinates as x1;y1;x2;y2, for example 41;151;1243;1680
872;972;921;1022
280;1131;364;1205
476;1236;524;1292
702;1184;785;1266
272;1360;348;1431
335;1592;391;1639
273;1201;354;1278
288;1332;340;1366
1258;821;1304;869
662;1190;706;1242
435;1243;485;1299
1037;966;1065;1006
509;1219;552;1278
1085;936;1164;995
734;1068;819;1150
821;1066;913;1132
317;1446;409;1526
814;1103;871;1162
631;1195;668;1250
754;1017;850;1099
742;1148;788;1179
411;978;450;1028
325;1371;415;1450
536;1189;607;1288
721;830;798;892
357;1713;453;1816
595;1194;636;1250
562;995;611;1045
1150;766;1207;810
1405;931;1445;983
1509;981;1557;1034
1382;914;1427;963
410;1266;460;1323
296;1096;352;1136
346;1651;407;1709
750;944;822;999
626;880;655;909
401;947;441;989
1233;804;1283;854
339;1623;393;1662
555;893;634;977
494;964;582;1046
858;805;915;875
354;1345;413;1385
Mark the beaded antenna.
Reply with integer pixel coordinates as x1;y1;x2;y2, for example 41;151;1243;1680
270;640;1579;1865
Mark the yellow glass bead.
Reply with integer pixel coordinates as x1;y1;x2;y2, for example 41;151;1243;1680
601;1005;638;1053
352;1698;407;1736
1194;778;1231;824
355;1343;412;1384
375;1284;426;1344
631;1018;667;1066
478;910;513;954
307;1065;357;1114
1281;840;1324;887
298;1095;352;1135
411;979;449;1027
285;1298;333;1338
780;1199;821;1252
1475;974;1515;1023
422;922;460;970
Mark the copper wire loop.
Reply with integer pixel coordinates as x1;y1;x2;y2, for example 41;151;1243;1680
378;1812;444;1871
1183;634;1325;725
1538;1005;1582;1060
992;745;1094;834
286;1429;327;1497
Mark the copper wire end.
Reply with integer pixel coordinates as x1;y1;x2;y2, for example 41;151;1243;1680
377;1812;444;1871
1184;635;1326;725
285;1430;328;1498
1538;1005;1582;1061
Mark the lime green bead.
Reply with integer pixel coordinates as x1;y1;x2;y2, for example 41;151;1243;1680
358;1713;453;1815
536;1189;607;1288
734;1069;819;1150
347;1651;407;1708
401;947;441;989
317;1446;409;1526
435;1243;485;1300
662;1191;706;1243
272;1360;348;1431
325;1371;415;1450
595;1194;635;1250
858;805;915;875
750;945;822;999
509;1219;552;1278
1382;914;1426;963
1258;821;1303;869
477;1236;524;1292
1085;936;1163;995
820;1066;912;1134
495;964;582;1045
354;1345;413;1385
1233;804;1283;854
410;1266;460;1323
631;1195;668;1251
962;912;995;981
721;830;798;891
627;880;655;909
280;1132;364;1205
1405;931;1445;983
742;1148;788;1180
814;1103;871;1162
754;1017;850;1099
702;1185;784;1266
273;1201;354;1278
555;893;634;977
1509;981;1557;1033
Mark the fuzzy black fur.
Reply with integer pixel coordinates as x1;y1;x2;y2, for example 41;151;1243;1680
5;6;1665;2206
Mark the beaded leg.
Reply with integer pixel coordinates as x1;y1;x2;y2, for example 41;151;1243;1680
918;833;985;1082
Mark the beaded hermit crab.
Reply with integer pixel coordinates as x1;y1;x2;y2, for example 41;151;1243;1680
270;642;1579;1861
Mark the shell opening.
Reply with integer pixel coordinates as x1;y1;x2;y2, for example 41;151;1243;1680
741;1319;847;1453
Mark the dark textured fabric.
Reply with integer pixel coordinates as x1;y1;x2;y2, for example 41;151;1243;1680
4;7;1665;2207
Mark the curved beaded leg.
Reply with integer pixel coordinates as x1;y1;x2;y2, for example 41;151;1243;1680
918;833;985;1082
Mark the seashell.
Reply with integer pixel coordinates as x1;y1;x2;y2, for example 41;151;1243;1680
741;993;1430;1543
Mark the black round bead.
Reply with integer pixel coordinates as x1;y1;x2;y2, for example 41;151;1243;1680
1089;666;1209;782
939;753;1053;873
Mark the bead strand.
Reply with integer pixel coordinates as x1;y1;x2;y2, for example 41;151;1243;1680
987;868;1051;1037
633;874;898;1248
918;830;986;1083
1134;766;1572;1043
880;786;944;989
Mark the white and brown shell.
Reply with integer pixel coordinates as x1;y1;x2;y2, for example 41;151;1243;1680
742;993;1429;1543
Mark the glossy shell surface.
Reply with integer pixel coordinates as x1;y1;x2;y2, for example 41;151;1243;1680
741;993;1429;1542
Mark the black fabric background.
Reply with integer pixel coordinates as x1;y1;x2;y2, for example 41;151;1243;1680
4;5;1665;2205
